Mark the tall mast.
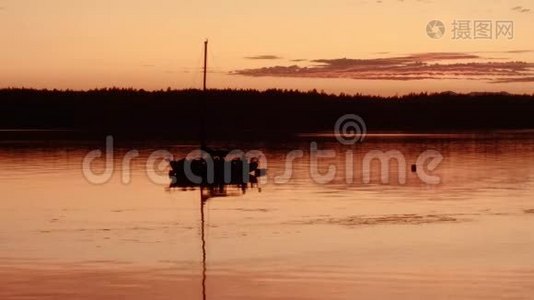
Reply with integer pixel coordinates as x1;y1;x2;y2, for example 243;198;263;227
200;41;209;299
203;39;208;91
200;39;208;150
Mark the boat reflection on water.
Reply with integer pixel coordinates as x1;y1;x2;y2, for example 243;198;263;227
167;149;266;300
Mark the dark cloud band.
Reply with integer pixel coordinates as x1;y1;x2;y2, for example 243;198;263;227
233;52;534;83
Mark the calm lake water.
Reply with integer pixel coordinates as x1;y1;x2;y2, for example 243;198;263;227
1;133;534;299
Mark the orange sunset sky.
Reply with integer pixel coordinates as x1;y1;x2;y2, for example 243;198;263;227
0;0;533;95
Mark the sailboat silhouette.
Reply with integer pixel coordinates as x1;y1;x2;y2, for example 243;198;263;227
168;40;267;199
167;41;268;298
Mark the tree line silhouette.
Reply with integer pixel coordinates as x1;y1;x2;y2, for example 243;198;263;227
1;88;534;141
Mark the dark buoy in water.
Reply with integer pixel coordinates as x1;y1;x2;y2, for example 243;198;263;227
411;164;417;173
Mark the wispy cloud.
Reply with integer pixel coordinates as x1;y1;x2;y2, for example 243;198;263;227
504;50;534;54
493;77;534;83
244;55;283;60
232;52;534;83
512;5;531;13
